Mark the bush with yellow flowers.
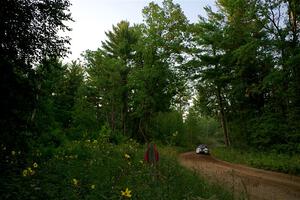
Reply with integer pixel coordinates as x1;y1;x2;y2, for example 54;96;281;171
0;137;234;200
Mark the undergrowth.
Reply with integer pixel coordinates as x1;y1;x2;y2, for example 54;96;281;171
0;138;234;200
212;147;300;175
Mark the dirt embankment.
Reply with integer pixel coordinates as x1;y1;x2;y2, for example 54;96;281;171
179;152;300;200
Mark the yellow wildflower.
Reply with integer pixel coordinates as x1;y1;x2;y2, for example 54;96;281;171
33;162;38;168
121;188;132;198
91;184;95;189
23;169;28;177
27;167;35;175
73;178;79;186
124;153;130;159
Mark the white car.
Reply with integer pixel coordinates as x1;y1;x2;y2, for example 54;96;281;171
196;144;209;155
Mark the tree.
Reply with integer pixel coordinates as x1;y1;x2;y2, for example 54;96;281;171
33;59;84;145
0;0;72;148
84;50;124;133
191;6;231;146
127;0;189;141
0;0;72;63
83;21;139;137
190;0;300;151
34;58;67;146
257;0;300;149
101;21;139;135
83;1;191;142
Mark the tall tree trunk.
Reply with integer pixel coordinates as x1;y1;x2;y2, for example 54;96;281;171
217;86;230;146
138;118;148;143
111;103;115;132
30;83;41;122
288;0;298;46
122;89;128;135
121;69;129;135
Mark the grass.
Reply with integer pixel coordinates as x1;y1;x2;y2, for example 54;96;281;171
0;138;234;200
212;147;300;175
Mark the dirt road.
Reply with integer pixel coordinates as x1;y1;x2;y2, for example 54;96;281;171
179;152;300;200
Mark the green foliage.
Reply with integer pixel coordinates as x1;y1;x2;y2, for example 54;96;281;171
79;1;190;142
149;111;184;145
0;0;72;150
183;110;223;148
189;0;300;152
212;147;300;175
2;2;300;199
34;59;84;144
0;139;234;200
0;0;72;62
70;85;100;138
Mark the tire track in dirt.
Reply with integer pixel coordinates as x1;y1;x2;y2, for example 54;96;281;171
179;152;300;200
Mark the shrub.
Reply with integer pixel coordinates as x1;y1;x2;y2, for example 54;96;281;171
0;138;234;200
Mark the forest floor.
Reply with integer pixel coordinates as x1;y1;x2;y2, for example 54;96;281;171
179;152;300;200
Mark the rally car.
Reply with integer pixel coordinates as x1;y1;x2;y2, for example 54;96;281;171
196;144;209;155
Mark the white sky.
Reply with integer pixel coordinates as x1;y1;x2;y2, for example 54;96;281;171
65;0;216;61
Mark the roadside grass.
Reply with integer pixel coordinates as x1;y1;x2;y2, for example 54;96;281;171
212;147;300;175
1;138;234;200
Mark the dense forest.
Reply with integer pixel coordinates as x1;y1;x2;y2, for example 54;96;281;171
1;0;299;152
0;0;300;198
